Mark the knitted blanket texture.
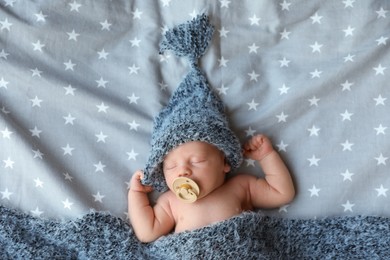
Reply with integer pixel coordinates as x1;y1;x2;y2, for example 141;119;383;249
1;205;389;259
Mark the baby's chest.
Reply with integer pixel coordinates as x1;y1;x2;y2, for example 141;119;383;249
172;195;243;233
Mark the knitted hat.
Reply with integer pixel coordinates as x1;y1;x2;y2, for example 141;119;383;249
141;14;243;192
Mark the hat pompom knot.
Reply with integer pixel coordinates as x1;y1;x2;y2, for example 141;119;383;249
160;14;214;66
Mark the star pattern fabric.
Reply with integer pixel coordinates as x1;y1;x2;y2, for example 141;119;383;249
0;0;389;220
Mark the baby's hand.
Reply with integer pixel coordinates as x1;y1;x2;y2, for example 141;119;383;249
243;134;274;161
130;170;153;193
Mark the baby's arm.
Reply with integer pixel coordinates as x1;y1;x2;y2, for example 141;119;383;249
128;170;174;243
243;135;295;208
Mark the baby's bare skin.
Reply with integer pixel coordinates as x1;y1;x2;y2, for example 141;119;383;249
128;134;295;242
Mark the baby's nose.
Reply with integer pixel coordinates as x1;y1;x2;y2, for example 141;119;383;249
179;167;192;177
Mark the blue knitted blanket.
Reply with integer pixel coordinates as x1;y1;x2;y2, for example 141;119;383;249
1;205;389;259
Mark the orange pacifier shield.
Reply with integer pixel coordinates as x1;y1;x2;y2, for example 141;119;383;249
172;177;200;203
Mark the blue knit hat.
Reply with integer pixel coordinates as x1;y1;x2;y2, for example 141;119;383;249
141;14;243;192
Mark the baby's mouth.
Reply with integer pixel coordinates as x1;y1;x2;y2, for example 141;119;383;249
172;177;200;203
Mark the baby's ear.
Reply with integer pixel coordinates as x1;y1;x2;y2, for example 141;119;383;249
223;158;231;173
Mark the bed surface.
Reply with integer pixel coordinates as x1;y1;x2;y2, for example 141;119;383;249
1;0;389;220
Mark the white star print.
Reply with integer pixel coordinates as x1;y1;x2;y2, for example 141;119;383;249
217;84;229;95
128;120;140;131
373;64;386;75
0;77;9;89
247;99;259;111
96;102;109;113
128;93;140;104
64;114;76;125
0;18;12;31
64;60;76;71
128;64;140;74
374;95;386;106
342;200;354;212
93;191;105;202
189;10;198;19
280;0;291;11
95;131;108;143
67;30;80;41
248;70;259;82
160;0;171;7
94;161;106;172
62;198;74;210
31;207;44;217
374;124;387;135
280;28;291;39
342;0;355;8
307;155;320;166
276;112;288;122
130;37;141;47
376;7;388;19
276;141;288;152
32;40;45;52
340;110;353;121
96;77;108;88
278;84;289;95
218;56;229;67
310;69;322;78
127;149;139;160
34;178;44;188
341;140;354;151
220;0;231;8
3;157;15;169
248;43;259;54
245;126;256;137
375;185;388;197
31;68;43;77
1;127;13;139
279;57;290;67
307;125;320;136
310;42;323;53
32;149;44;159
62;144;75;156
29;126;42;138
375;154;388;165
1;188;13;200
132;9;143;20
343;54;355;62
248;14;260;26
69;1;81;12
310;12;323;24
308;96;320;107
341;169;354;181
3;0;16;7
30;96;43;107
308;185;320;197
64;85;76;95
100;20;112;30
376;36;388;46
341;80;353;91
34;11;47;22
245;159;255;167
159;82;168;91
219;27;229;38
97;49;109;59
0;49;9;59
343;26;355;37
63;172;74;182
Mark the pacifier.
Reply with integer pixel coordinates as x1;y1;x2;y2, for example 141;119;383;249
172;177;200;203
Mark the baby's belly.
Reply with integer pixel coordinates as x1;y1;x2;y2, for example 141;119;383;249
174;207;243;233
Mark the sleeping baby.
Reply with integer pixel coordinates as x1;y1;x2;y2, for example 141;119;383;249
129;135;295;242
128;14;295;243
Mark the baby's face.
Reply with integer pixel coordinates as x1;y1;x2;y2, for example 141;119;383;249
163;141;231;200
